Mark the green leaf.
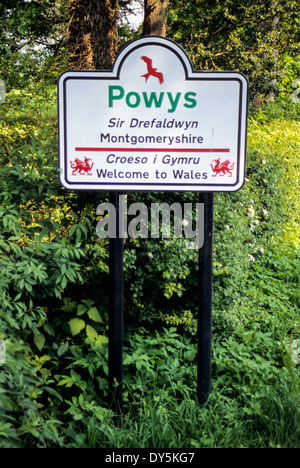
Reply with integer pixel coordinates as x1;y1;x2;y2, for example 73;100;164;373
69;318;85;336
68;224;78;237
88;307;103;323
61;299;77;313
42;386;63;402
61;276;67;289
43;322;55;336
75;229;82;243
39;227;49;240
95;334;109;347
34;332;45;351
57;343;69;357
86;324;98;341
77;304;87;316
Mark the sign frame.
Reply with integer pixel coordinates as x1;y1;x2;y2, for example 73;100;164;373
58;36;248;193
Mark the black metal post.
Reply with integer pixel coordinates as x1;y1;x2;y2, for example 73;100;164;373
197;192;214;404
109;192;124;413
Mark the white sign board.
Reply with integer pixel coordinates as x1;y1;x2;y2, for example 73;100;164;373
58;37;248;192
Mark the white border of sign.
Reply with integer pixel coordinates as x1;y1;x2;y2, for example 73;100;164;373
58;36;248;192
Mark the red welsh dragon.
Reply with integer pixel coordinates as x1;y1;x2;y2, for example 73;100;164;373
70;156;94;175
210;158;235;177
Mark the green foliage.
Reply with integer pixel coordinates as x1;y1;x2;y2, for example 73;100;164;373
0;339;64;448
0;0;69;90
278;56;300;100
123;327;196;401
1;81;299;445
168;0;300;103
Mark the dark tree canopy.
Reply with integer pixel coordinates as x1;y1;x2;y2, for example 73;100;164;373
0;0;68;87
168;0;300;101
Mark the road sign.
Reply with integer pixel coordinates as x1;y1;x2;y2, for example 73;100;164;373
58;36;248;192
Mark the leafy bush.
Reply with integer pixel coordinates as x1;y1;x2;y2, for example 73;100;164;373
168;0;300;103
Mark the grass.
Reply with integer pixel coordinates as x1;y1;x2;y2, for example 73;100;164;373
70;376;300;448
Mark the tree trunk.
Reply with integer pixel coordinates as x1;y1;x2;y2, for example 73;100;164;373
67;0;119;70
143;0;169;37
